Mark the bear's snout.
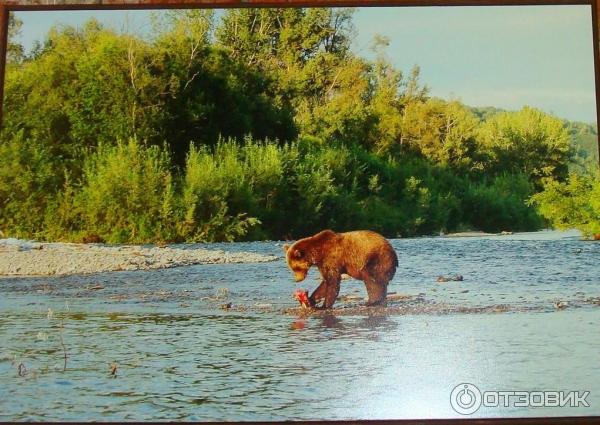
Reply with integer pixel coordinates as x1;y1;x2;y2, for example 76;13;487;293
294;271;307;282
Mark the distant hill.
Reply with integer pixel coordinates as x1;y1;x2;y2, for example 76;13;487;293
567;121;599;164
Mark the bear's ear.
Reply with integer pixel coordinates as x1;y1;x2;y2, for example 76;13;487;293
282;244;290;253
293;249;303;259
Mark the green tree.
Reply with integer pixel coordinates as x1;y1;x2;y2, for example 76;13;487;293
398;98;479;167
216;7;357;141
3;20;167;157
8;14;24;63
477;107;572;185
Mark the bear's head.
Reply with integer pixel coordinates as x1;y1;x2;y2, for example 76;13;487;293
283;243;310;282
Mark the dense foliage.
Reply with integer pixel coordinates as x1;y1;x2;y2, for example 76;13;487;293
530;166;600;239
0;10;596;242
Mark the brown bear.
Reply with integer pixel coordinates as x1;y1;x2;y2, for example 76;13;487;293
283;229;398;309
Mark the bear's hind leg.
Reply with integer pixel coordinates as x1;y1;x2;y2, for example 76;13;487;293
364;278;388;306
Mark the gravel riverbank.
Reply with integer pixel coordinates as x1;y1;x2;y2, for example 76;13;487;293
0;239;278;276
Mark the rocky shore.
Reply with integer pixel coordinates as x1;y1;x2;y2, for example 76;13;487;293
0;239;278;276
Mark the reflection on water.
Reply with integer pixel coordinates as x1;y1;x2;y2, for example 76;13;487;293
0;231;599;420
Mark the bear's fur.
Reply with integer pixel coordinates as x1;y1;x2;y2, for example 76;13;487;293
283;229;398;309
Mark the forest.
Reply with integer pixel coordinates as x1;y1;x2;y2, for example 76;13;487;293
0;9;598;243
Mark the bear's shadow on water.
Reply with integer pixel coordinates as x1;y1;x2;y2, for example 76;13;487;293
287;313;398;344
311;312;398;331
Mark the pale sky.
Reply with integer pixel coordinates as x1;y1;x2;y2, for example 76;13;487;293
11;5;599;124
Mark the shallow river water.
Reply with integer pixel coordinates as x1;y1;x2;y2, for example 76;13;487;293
1;230;599;420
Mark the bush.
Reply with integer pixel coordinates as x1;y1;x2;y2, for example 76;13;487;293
179;140;261;242
0;133;557;243
463;173;544;233
530;167;600;238
0;131;64;238
72;139;177;243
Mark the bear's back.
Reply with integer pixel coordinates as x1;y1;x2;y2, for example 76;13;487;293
339;230;396;261
341;230;390;249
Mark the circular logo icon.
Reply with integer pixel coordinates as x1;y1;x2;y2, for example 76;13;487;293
450;383;482;415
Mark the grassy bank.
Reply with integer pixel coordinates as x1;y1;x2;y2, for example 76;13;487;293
0;136;544;243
